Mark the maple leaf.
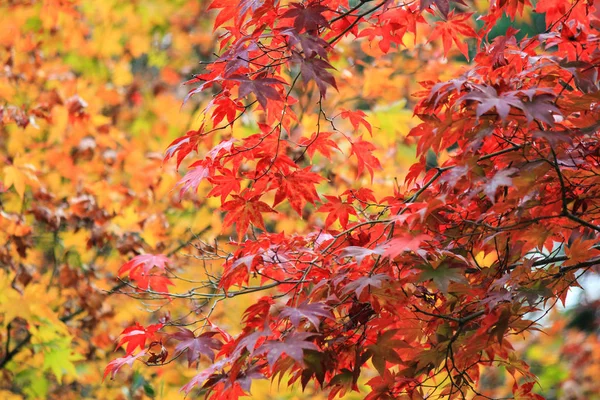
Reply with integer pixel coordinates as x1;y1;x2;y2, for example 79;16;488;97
483;168;518;203
317;195;358;228
231;75;286;109
257;332;319;367
340;109;372;135
208;169;242;202
118;254;170;277
209;95;244;126
208;0;236;29
116;323;163;355
488;307;512;344
3;164;37;199
298;131;340;159
238;0;265;19
417;264;467;293
564;238;600;266
344;274;390;298
222;193;275;240
485;26;519;67
176;163;211;197
207;138;237;160
281;3;330;33
298;55;338;97
366;329;410;376
104;350;147;381
181;360;228;394
350;138;382;181
279;302;333;330
164;128;204;169
383;234;430;259
459;85;525;121
282;28;328;58
428;11;477;59
273;168;323;214
170;329;223;366
233;328;272;357
129;268;175;295
338;246;385;265
522;94;561;125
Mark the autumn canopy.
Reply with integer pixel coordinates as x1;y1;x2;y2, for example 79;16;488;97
2;0;600;399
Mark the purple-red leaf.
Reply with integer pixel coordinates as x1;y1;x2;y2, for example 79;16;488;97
279;302;333;330
257;332;319;367
170;329;223;366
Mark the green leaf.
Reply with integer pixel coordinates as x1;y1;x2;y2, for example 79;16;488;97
417;263;467;293
42;338;85;383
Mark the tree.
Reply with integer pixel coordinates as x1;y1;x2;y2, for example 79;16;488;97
106;0;600;398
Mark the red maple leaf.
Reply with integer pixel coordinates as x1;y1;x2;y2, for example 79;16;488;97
483;168;518;203
429;11;477;59
273;168;323;214
209;95;245;126
176;163;211;197
208;169;242;202
116;323;163;355
338;246;385;265
459;85;525;121
118;254;170;277
317;195;358;229
340;109;372;135
344;274;390;298
298;131;340;159
164;128;204;169
129;268;175;295
208;0;237;29
181;360;228;394
222;192;275;240
104;350;147;381
350;138;382;181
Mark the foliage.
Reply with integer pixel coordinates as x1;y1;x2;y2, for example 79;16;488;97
108;0;600;399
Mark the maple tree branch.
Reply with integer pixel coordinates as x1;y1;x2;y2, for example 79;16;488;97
412;306;460;323
403;144;524;207
477;144;523;161
406;166;452;203
548;147;600;232
565;211;600;233
553;257;600;277
0;331;30;370
328;1;387;44
413;306;485;325
329;0;373;24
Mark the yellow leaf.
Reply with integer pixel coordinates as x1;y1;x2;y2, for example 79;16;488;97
475;251;497;268
112;59;133;86
3;166;27;199
0;390;23;400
